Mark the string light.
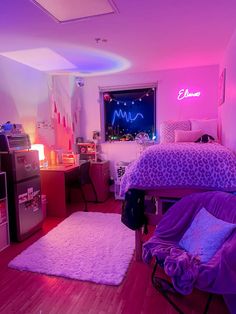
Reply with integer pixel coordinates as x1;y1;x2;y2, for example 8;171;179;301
103;88;155;106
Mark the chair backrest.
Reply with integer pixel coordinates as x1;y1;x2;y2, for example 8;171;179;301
79;161;91;185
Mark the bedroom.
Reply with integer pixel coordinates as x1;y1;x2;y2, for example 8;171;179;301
0;0;236;313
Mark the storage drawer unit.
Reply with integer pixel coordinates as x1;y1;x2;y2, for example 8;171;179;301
89;161;110;202
0;223;9;251
0;172;10;252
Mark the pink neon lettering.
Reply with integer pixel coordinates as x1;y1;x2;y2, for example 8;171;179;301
177;89;201;100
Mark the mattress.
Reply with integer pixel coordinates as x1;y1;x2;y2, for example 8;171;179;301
120;143;236;196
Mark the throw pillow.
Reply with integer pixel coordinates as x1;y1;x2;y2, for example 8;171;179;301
179;207;236;263
190;119;218;140
175;129;204;142
160;120;191;143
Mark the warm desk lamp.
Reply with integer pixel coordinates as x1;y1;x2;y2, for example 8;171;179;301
31;143;47;167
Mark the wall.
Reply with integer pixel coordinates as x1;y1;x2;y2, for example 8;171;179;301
0;56;220;175
0;56;81;155
0;56;49;143
220;28;236;152
79;65;219;176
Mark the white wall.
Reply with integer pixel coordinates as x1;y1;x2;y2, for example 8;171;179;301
80;65;219;176
220;28;236;152
0;56;49;142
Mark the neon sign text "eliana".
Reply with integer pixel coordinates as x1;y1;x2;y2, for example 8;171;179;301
112;109;144;125
177;89;201;100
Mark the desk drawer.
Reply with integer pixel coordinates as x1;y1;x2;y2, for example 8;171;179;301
0;223;9;252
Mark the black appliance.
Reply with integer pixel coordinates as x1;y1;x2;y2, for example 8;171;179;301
0;133;43;241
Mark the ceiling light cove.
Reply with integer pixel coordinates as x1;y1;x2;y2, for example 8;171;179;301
0;48;76;71
56;46;131;76
0;46;130;76
76;50;130;76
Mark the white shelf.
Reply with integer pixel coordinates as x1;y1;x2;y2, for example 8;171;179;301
114;181;125;200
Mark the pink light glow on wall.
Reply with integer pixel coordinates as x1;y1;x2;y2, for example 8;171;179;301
177;88;201;100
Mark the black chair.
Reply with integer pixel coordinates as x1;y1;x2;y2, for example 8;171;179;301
69;161;98;211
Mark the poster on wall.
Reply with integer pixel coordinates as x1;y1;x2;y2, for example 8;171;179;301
219;68;226;106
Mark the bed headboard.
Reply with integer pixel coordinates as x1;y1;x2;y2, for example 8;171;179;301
159;119;218;143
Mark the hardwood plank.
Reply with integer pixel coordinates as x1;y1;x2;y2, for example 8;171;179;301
0;196;229;314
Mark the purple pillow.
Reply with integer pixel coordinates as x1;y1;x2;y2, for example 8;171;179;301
179;207;236;263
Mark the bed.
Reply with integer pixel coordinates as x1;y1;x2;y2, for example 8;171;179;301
120;142;236;196
119;141;236;260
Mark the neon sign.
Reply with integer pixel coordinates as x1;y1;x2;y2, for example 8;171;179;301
112;109;144;125
177;88;201;100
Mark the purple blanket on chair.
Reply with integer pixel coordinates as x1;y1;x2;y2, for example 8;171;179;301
120;143;236;196
142;191;236;313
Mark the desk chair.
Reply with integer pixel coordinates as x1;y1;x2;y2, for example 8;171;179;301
69;161;98;211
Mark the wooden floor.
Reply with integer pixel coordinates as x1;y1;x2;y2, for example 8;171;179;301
0;196;229;314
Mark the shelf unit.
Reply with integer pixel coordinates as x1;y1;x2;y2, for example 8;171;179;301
0;172;10;252
77;142;96;161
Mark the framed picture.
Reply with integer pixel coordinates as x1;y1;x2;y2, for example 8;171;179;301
219;68;226;106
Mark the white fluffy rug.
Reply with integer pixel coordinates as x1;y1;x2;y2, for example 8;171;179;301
8;212;135;285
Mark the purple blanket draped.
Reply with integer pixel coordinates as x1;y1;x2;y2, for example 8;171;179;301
120;143;236;196
142;191;236;313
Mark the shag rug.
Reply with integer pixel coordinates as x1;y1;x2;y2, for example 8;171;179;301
8;212;135;285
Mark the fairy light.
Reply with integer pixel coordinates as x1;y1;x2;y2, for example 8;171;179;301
103;87;155;106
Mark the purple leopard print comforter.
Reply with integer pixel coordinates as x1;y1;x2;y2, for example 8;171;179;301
120;143;236;196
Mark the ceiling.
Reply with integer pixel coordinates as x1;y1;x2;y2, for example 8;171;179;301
1;0;236;76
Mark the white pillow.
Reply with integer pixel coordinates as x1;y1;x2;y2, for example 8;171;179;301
190;119;218;140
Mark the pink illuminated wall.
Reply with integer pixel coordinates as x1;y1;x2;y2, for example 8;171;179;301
0;56;80;154
220;28;236;152
79;65;219;175
0;53;219;173
0;56;49;143
80;65;218;142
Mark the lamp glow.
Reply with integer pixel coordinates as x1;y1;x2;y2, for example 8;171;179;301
31;144;45;161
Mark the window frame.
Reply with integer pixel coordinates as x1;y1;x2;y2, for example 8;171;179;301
99;83;157;142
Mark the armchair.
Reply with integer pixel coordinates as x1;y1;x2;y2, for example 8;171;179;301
143;191;236;314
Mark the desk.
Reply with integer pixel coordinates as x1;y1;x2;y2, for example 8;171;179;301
40;164;80;218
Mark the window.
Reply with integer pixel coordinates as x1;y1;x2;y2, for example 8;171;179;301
100;85;156;142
